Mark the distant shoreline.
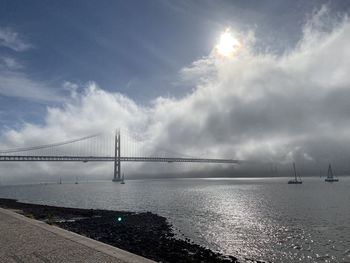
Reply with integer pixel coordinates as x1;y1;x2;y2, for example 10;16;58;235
1;175;348;187
0;198;265;263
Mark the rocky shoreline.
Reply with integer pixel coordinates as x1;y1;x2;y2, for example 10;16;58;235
0;198;266;263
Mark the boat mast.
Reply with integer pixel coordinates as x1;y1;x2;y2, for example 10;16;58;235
293;162;297;181
327;164;333;179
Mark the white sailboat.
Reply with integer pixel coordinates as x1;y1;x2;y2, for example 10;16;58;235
120;173;125;184
325;164;339;182
288;162;302;184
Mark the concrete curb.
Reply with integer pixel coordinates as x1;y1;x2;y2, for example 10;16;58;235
0;207;155;263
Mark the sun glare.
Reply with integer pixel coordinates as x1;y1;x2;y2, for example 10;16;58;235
215;28;242;57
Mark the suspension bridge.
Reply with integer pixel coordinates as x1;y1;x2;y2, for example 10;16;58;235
0;130;241;182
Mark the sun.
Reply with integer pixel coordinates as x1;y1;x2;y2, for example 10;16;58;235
215;28;242;57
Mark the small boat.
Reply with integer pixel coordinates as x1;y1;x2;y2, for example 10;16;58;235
325;164;339;182
288;163;302;184
120;173;125;184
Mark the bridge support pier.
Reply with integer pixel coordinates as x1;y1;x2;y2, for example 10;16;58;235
112;129;121;182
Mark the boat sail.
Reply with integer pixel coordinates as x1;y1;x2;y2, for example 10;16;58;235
325;164;339;182
120;173;125;184
288;163;302;184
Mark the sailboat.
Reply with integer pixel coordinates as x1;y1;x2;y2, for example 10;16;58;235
75;176;79;184
325;164;339;182
120;173;125;184
59;177;62;184
288;163;302;184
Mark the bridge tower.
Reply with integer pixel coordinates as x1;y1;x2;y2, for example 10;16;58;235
112;129;121;182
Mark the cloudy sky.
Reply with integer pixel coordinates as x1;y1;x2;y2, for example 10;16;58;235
1;0;350;182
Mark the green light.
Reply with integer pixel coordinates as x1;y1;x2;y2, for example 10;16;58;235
117;217;122;222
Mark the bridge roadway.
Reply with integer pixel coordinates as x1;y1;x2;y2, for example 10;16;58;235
0;155;240;164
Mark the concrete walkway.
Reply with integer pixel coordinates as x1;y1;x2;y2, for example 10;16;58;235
0;208;155;263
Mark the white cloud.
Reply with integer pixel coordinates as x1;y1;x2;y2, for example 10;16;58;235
0;70;62;102
0;27;60;102
0;27;32;52
0;56;22;70
2;6;350;182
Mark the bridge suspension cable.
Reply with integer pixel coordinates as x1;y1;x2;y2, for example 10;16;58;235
0;129;241;181
0;134;100;154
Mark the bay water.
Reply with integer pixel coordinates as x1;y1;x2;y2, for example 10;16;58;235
0;177;349;262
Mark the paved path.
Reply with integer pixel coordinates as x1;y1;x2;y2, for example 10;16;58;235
0;208;155;263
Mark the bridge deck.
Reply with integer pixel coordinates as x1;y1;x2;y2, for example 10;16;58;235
0;155;240;164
